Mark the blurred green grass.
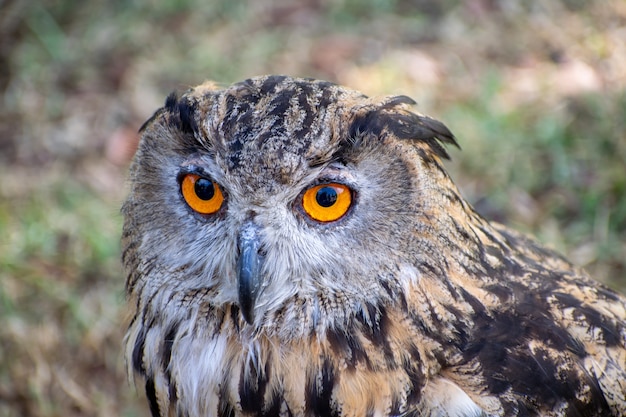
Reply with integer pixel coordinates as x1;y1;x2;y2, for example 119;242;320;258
1;0;625;415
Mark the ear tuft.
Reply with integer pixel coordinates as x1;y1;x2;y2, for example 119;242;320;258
349;95;459;160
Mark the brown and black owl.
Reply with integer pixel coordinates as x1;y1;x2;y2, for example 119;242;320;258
122;75;626;417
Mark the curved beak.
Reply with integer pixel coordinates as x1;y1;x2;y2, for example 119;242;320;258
237;222;264;324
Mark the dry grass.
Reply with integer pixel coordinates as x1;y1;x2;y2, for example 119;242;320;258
1;1;625;415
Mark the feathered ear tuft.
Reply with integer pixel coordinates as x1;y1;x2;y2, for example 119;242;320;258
382;95;458;159
349;95;459;160
164;92;200;136
387;111;459;160
138;90;200;136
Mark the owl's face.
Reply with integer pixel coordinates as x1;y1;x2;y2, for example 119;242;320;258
123;75;456;336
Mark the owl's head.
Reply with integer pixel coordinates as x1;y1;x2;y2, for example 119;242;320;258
123;75;459;336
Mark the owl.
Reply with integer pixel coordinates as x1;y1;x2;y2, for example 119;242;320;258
122;75;626;417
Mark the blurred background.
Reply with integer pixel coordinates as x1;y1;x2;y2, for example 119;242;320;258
0;0;625;415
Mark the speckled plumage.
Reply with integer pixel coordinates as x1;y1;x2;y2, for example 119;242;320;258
122;75;626;417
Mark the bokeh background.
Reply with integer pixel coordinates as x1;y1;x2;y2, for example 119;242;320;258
1;1;625;416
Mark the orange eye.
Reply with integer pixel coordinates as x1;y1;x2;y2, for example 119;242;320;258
302;183;352;222
181;174;224;215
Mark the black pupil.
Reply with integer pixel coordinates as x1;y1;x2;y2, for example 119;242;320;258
316;186;337;207
194;178;215;200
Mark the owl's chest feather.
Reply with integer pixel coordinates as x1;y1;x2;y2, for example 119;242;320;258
134;305;487;417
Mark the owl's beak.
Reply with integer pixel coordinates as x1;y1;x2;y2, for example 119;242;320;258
237;222;264;324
